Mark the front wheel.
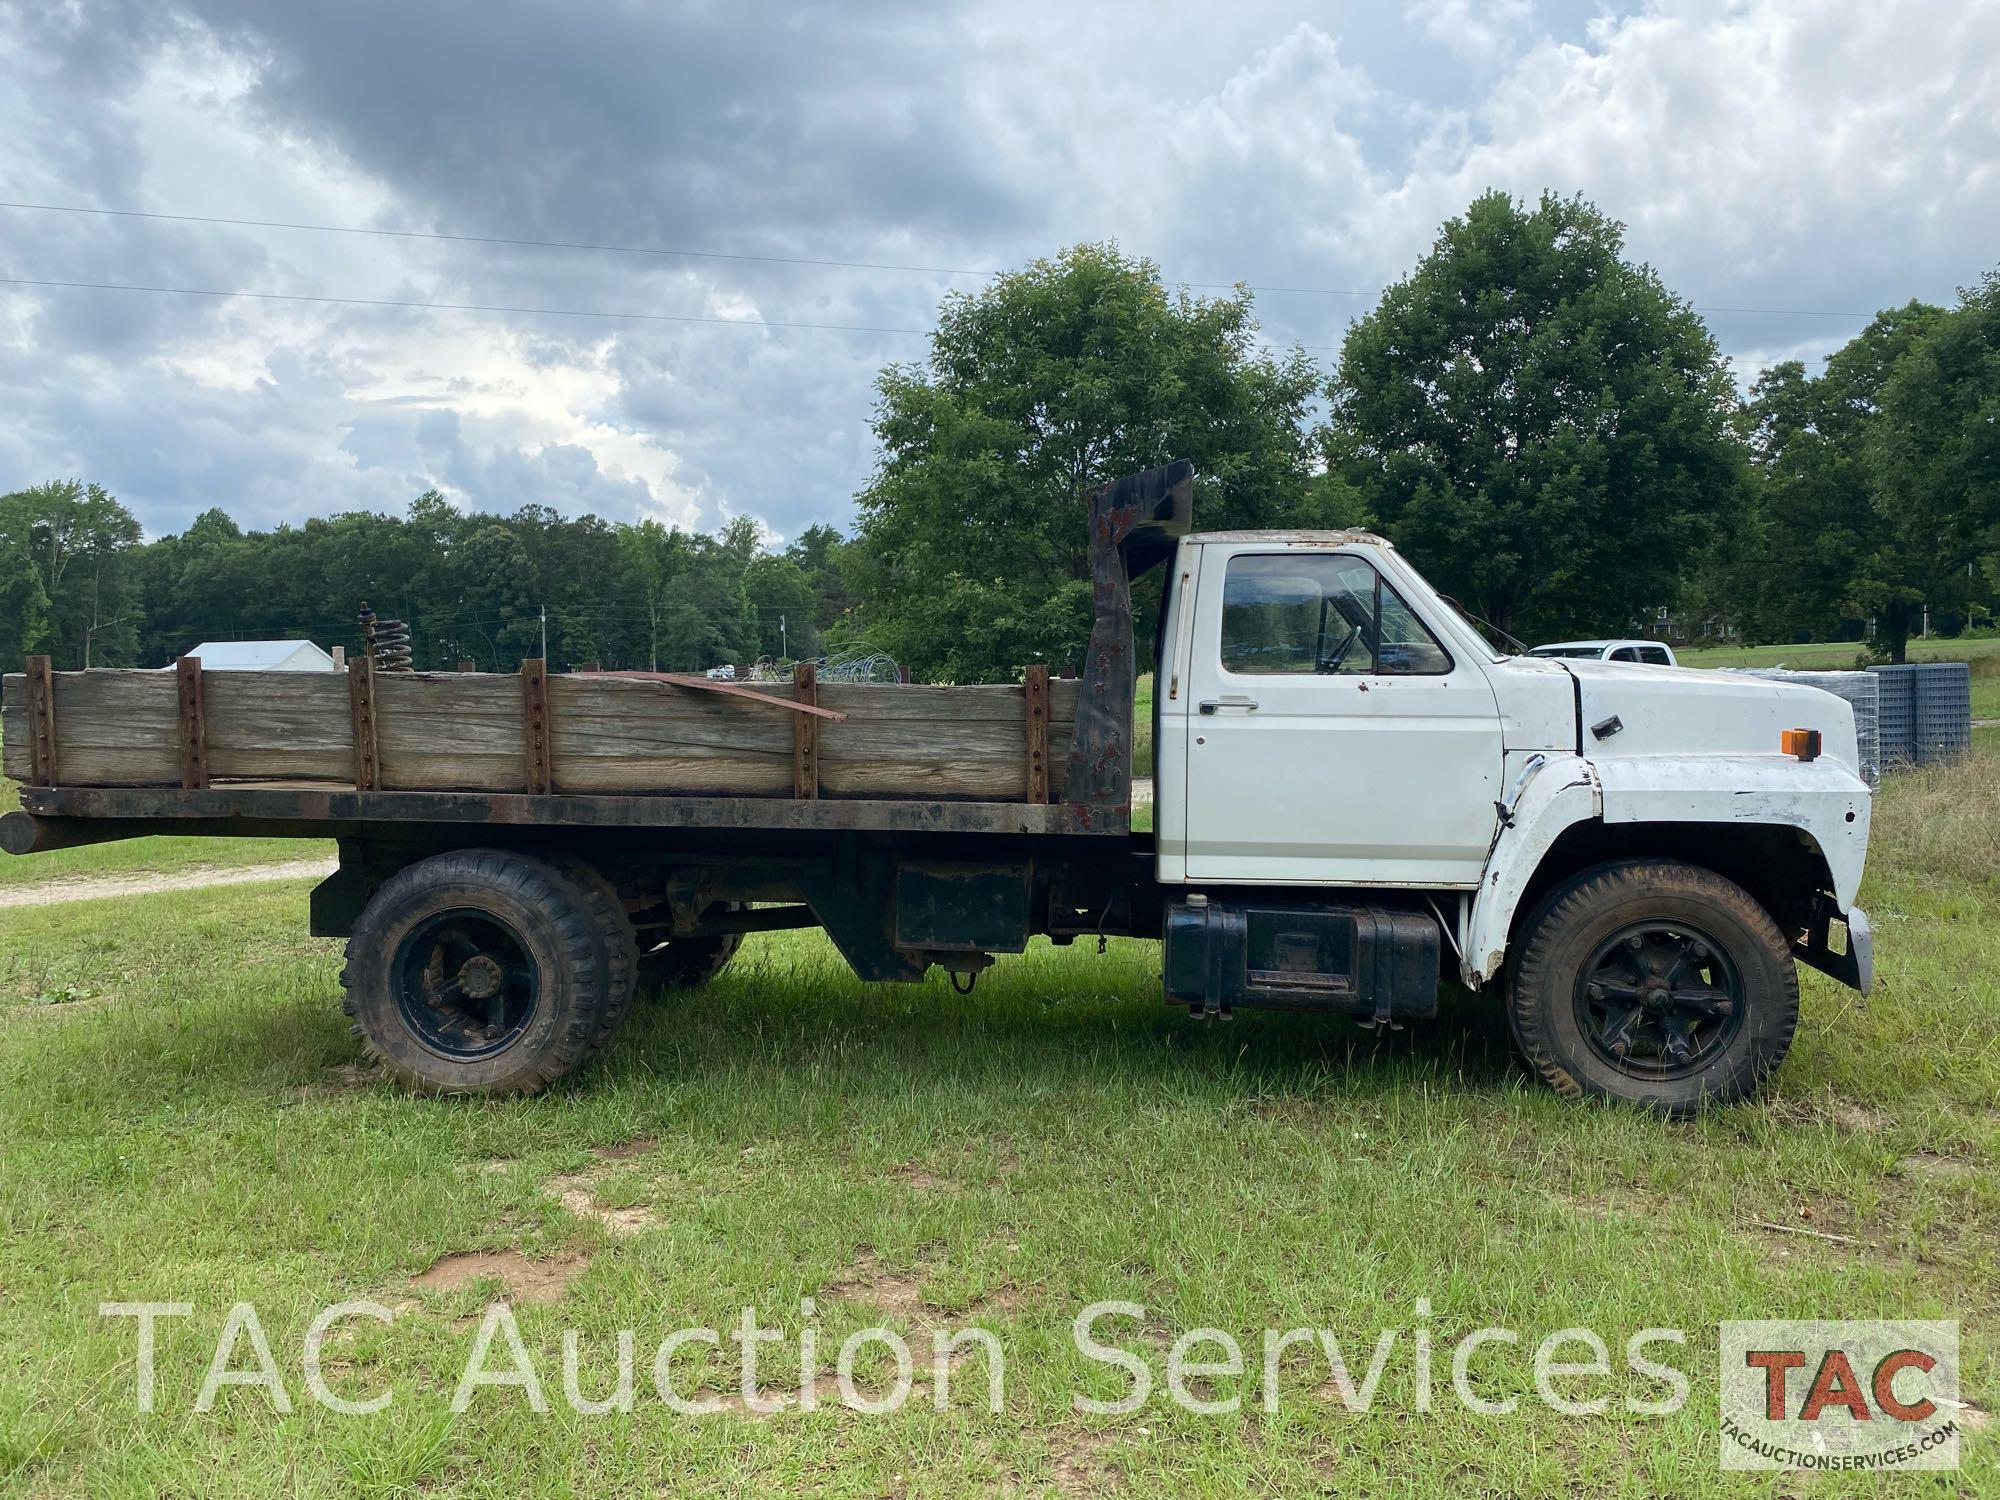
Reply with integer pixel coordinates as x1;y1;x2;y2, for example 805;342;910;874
1507;859;1800;1115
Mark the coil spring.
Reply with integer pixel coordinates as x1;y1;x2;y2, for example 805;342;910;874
358;603;414;672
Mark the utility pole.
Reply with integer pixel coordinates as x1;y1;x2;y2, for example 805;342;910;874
780;613;788;661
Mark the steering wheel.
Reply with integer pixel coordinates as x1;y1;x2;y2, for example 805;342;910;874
1318;630;1360;674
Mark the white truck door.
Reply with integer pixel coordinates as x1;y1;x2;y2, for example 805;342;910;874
1179;543;1505;887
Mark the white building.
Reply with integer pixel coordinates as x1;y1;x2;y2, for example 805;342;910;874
173;640;340;672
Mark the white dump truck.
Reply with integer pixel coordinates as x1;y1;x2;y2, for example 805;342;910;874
3;462;1870;1114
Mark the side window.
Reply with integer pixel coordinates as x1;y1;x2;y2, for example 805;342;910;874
1610;646;1640;662
1219;554;1452;677
1377;587;1453;674
1639;646;1671;666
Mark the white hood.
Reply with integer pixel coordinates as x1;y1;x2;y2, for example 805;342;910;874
1563;660;1861;773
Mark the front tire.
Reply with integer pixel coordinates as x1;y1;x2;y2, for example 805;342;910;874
341;849;610;1095
1508;859;1800;1115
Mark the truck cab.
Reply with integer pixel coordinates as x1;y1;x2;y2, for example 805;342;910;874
1146;524;1872;1114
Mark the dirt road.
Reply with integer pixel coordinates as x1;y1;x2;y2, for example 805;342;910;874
0;858;337;910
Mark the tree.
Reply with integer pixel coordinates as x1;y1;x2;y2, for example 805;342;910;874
0;535;49;672
1854;273;2000;660
617;520;691;672
785;523;855;632
0;479;143;667
743;553;818;660
1328;191;1744;640
1737;304;1943;648
850;242;1324;681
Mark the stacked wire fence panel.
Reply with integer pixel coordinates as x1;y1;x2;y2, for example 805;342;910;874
1870;662;1971;769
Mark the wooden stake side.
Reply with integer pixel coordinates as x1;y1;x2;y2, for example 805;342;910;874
522;658;554;795
792;660;819;799
1024;663;1051;804
348;654;380;792
25;654;56;786
176;656;209;790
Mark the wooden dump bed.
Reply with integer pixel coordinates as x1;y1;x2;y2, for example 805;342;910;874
3;462;1193;852
2;663;1080;806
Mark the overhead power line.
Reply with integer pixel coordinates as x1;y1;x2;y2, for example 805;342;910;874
0;199;1873;316
0;276;935;337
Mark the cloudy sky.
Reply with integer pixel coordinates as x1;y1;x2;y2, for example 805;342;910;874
2;0;1995;545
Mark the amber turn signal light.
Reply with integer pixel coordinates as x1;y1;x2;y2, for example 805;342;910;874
1781;728;1822;761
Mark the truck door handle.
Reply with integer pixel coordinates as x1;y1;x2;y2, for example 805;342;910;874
1198;697;1258;714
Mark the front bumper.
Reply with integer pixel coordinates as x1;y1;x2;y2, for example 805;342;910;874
1797;905;1873;996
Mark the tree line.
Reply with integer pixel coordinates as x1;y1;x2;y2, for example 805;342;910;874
3;190;1995;680
0;484;855;677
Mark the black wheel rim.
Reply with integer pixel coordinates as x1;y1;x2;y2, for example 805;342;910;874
1573;920;1746;1080
392;909;539;1061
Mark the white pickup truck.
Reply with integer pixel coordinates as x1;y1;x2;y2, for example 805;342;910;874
1;462;1872;1114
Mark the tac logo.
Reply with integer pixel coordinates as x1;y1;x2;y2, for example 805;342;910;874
1719;1320;1962;1471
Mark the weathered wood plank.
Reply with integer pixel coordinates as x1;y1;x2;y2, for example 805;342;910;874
206;672;355;782
814;681;1077;723
0;674;24;782
375;673;527;792
9;669;1082;802
12;669;179;786
176;658;209;790
546;675;794;795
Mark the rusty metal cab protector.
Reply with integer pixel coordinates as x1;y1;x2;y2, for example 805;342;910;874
1163;896;1441;1020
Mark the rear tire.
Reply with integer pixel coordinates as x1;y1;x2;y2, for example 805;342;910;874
1508;859;1799;1116
341;849;609;1095
638;906;743;992
549;856;640;1052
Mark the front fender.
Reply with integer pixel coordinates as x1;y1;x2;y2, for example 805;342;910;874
1592;755;1870;909
1463;754;1601;985
1463;753;1871;987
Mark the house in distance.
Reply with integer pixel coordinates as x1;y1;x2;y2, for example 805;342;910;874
170;640;340;672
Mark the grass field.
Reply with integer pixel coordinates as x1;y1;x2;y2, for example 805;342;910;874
0;756;1994;1492
0;774;329;890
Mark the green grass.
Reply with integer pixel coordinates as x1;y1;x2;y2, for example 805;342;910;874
1674;635;2000;672
1133;673;1154;780
0;774;330;887
0;760;1994;1493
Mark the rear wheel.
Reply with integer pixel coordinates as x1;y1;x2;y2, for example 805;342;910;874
1508;859;1800;1115
549;856;640;1051
341;849;609;1095
638;905;743;992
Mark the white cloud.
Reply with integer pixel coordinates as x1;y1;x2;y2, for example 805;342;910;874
1;0;1995;539
1406;0;1538;65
